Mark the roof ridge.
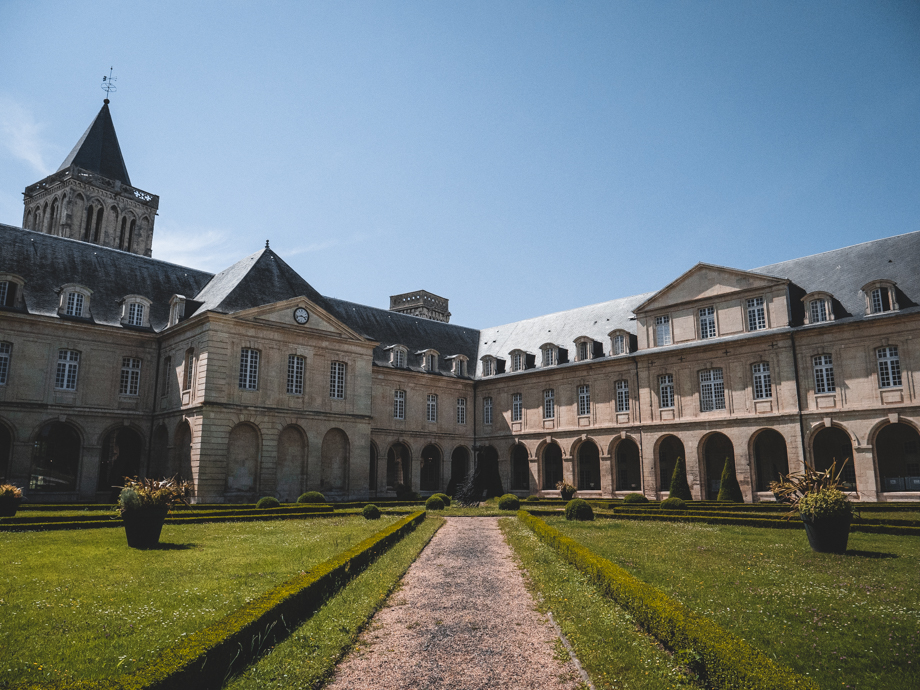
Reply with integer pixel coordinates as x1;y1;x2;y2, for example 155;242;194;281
480;290;657;332
752;229;920;271
324;296;479;333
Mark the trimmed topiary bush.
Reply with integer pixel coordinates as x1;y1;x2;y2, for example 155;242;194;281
717;455;744;502
256;496;281;509
565;498;594;521
433;493;451;507
623;492;650;504
425;495;445;511
524;495;541;502
498;494;520;511
661;497;687;510
362;504;381;520
297;491;326;504
668;456;693;501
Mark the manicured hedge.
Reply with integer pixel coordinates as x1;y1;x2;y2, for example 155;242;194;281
9;511;426;689
518;511;818;690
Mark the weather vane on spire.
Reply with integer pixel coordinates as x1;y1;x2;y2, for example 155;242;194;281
101;67;117;102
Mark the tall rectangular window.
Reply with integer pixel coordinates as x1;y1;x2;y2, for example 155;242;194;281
239;348;260;390
120;357;142;396
699;306;716;339
543;389;555;419
577;384;590;416
616;380;629;412
752;362;772;399
0;343;10;385
813;354;835;394
162;356;171;395
184;349;195;390
393;349;406;368
55;350;80;390
578;341;589;361
127;302;145;326
512;352;524;371
746;297;766;331
877;346;902;388
871;288;888;313
457;397;467;424
329;361;346;398
393;389;405;419
0;282;8;306
483;397;493;425
658;374;674;409
543;347;556;366
809;299;828;323
426;353;438;372
66;292;84;317
512;393;522;422
699;368;725;412
426;394;437;422
482;359;493;376
287;354;305;395
655;315;671;346
613;334;626;355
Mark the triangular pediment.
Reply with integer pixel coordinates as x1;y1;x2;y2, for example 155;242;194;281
635;263;788;313
230;296;370;342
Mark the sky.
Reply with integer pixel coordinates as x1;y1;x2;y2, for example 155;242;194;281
1;1;918;328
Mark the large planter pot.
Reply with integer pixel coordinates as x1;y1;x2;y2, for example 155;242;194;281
122;506;169;548
802;514;852;554
0;497;22;517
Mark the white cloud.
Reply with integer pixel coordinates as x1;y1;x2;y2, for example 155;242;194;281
151;223;244;271
0;97;51;175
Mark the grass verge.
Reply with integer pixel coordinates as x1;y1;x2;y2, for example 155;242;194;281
500;517;702;690
550;517;920;690
224;517;444;689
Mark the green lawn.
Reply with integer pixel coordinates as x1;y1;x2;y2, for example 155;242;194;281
0;515;404;684
549;517;920;690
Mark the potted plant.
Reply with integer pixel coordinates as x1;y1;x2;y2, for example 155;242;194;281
0;484;23;517
770;460;855;554
556;480;577;501
117;476;190;549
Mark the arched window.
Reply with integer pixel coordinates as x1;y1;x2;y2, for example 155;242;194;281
93;207;104;242
702;432;734;499
877;423;920;492
98;428;144;498
321;428;349;491
277;426;307;501
511;444;529;491
616;439;641;492
119;216;127;249
576;441;601;490
83;205;95;240
127;218;136;252
542;443;563;490
226;423;260;493
29;422;81;491
420;444;441;492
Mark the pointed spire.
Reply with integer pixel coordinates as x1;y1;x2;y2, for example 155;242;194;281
57;101;131;185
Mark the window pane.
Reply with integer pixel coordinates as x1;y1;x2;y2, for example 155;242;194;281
484;397;493;425
544;389;555;419
512;393;522;422
747;297;766;331
655;316;671;346
239;349;259;390
0;342;10;385
699;307;716;339
287;354;304;395
329;361;346;398
616;380;630;412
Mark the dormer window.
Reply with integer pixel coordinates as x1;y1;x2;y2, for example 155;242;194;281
510;350;526;372
0;274;24;309
541;344;558;367
418;349;439;373
574;337;596;362
386;345;408;368
58;284;92;318
655;315;672;346
481;355;496;377
862;281;898;315
120;295;153;328
802;292;834;325
449;355;468;377
609;330;631;356
169;295;187;328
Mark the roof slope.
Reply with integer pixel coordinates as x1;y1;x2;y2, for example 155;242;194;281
191;248;331;315
0;224;212;330
57;101;131;185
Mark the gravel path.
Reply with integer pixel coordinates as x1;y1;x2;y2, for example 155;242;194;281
325;517;584;690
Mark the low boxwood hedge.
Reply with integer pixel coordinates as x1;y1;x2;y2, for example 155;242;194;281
518;511;818;690
498;494;520;511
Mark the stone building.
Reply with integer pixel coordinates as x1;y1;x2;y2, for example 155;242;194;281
1;101;918;502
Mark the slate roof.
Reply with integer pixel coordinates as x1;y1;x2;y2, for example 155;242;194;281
0;225;211;331
57;101;132;186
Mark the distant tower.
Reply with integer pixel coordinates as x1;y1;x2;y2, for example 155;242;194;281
389;290;451;323
21;100;159;256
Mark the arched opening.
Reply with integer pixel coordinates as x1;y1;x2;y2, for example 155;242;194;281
174;420;193;484
447;446;469;495
83;205;94;240
93;207;104;242
277;426;307;501
321;428;349;491
25;209;33;232
615;438;642;492
49;198;59;234
420;444;441;492
812;426;856;491
119;216;127;249
753;429;789;492
150;424;169;478
387;442;411;491
576;441;601;490
226;423;260;493
542;442;563;490
128;218;136;251
657;435;684;491
876;423;920;492
29;422;81;491
369;443;378;495
475;445;503;497
510;444;530;491
0;423;12;480
702;432;734;499
98;428;144;499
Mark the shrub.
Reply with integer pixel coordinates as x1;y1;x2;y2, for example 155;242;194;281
799;488;854;521
524;495;541;502
623;492;649;504
362;504;381;520
0;484;23;500
117;476;190;515
425;495;445;511
297;491;326;504
556;481;577;501
433;492;451;507
661;497;687;510
394;483;421;501
565;498;594;521
256;496;281;509
498;494;520;511
716;456;744;502
668;456;693;501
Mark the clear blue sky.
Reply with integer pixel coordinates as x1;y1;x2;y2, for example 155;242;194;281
1;2;918;328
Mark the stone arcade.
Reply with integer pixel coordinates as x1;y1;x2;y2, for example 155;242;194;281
1;101;919;503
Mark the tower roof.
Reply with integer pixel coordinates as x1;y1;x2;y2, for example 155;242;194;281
57;100;131;185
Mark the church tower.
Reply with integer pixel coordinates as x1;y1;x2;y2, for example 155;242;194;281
21;99;158;256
